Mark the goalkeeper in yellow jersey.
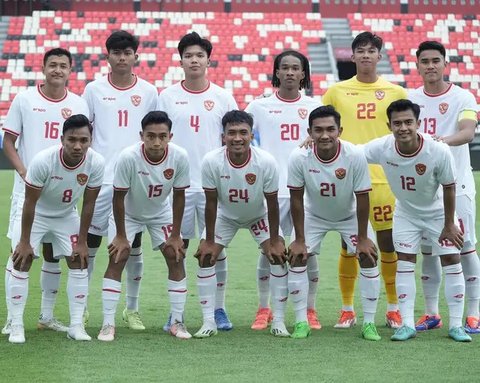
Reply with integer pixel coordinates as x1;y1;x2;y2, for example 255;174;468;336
322;32;407;329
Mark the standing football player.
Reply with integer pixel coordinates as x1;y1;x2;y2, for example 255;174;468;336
245;50;322;331
410;41;480;333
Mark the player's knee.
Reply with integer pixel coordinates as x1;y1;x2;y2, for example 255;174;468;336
42;243;57;262
290;256;307;267
183;239;190;249
440;253;461;267
358;253;376;268
376;229;395;252
198;254;213;268
132;232;142;248
65;255;82;269
14;258;33;272
87;233;102;248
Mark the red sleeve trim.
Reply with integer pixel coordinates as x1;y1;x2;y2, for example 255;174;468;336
354;188;372;195
86;185;102;191
173;185;190;191
2;128;19;137
203;187;217;192
442;182;456;187
264;190;278;196
25;180;42;190
113;186;129;191
287;185;304;190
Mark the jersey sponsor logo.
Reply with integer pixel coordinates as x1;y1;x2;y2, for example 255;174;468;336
204;100;215;111
439;102;449;114
335;168;346;179
175;101;188;105
290;290;300;295
245;173;256;185
50;175;63;180
375;90;385;100
386;161;398;167
454;294;464;299
61;108;72;119
220;175;231;179
298;108;308;119
137;170;150;176
102;97;116;101
269;110;282;114
163;168;174;180
131;95;142;107
415;163;426;175
33;107;46;112
309;169;320;173
346;92;358;96
398;294;407;299
77;173;88;185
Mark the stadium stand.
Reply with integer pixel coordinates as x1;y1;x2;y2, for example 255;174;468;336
0;11;331;115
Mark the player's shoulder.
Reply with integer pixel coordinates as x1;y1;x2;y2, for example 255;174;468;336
340;139;363;156
84;74;108;89
86;147;105;164
11;86;37;102
117;141;142;161
134;76;158;93
33;144;60;164
203;146;225;163
208;81;233;95
289;146;310;161
168;142;189;158
158;81;182;97
251;146;276;163
300;94;323;108
408;86;424;99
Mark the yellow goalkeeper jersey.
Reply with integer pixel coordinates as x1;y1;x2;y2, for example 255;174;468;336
322;76;408;183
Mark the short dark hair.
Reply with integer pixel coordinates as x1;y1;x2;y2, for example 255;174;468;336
352;31;383;52
43;48;72;66
309;105;341;128
63;114;92;135
141;111;172;131
416;40;446;59
178;32;212;58
106;30;139;53
386;99;421;122
222;110;253;132
271;50;311;90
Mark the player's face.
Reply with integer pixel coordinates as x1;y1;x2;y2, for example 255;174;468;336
42;55;71;87
180;45;209;80
140;123;172;159
351;43;381;73
308;116;342;152
107;47;137;75
416;49;447;84
388;109;420;145
276;55;305;91
223;123;253;156
61;126;92;164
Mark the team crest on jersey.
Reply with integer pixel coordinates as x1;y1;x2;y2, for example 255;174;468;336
298;108;308;120
245;173;256;185
415;163;426;175
335;168;346;179
61;108;72;119
375;90;385;100
204;100;215;111
439;102;449;115
77;173;88;186
163;168;174;180
131;95;142;107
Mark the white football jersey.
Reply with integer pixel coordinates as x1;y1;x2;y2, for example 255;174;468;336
113;142;190;221
409;84;478;197
245;91;321;198
288;140;371;221
157;81;238;192
363;133;456;219
202;146;278;224
25;145;105;218
83;74;157;184
3;85;89;193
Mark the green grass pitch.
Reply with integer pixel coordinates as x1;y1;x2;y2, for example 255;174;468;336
0;170;479;382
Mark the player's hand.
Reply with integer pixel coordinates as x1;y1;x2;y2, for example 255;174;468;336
12;241;34;271
288;240;308;265
431;135;446;143
265;237;287;265
439;223;464;250
72;241;89;270
108;235;131;264
299;136;314;149
164;235;186;263
356;237;378;266
194;240;218;266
